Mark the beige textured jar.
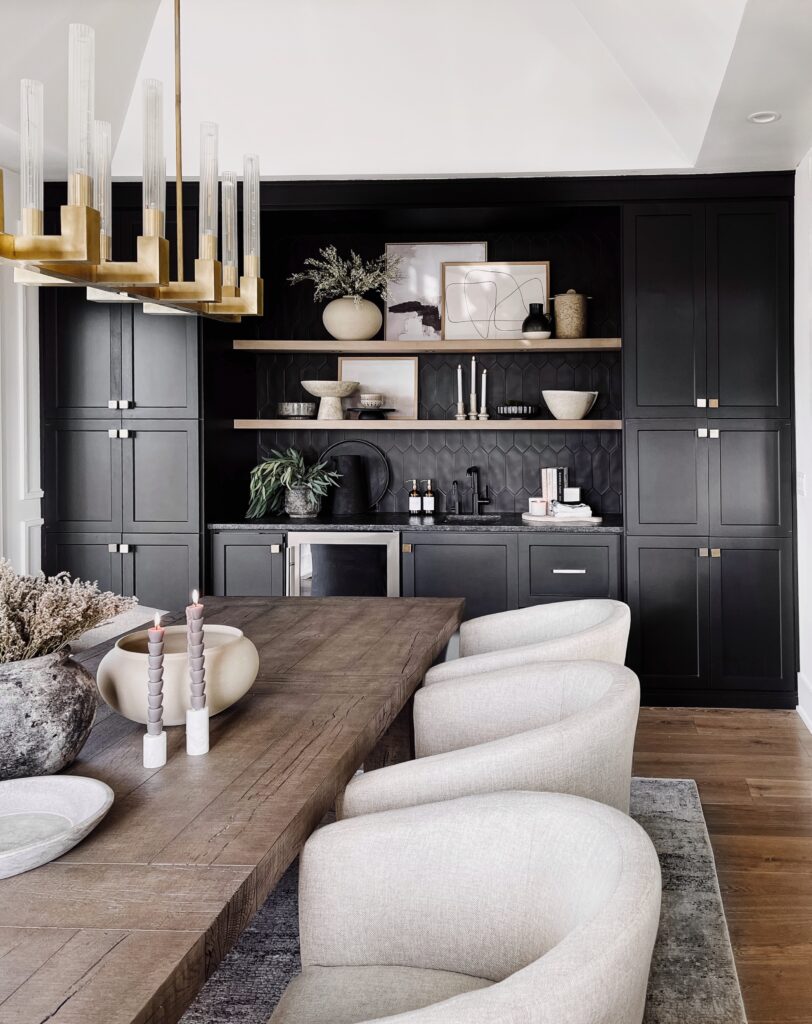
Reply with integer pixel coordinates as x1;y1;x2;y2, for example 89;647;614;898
553;289;588;339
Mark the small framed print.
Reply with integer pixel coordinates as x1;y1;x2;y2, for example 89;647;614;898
338;356;419;420
441;260;551;340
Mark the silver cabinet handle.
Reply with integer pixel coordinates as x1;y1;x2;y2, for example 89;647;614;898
709;398;719;408
118;399;132;409
108;543;119;553
552;568;587;574
119;429;130;438
108;429;118;438
119;543;130;554
710;548;721;558
709;429;719;438
696;398;707;408
698;548;709;558
108;400;118;410
697;428;708;438
270;544;281;554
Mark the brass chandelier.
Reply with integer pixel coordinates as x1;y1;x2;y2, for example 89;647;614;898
0;0;263;322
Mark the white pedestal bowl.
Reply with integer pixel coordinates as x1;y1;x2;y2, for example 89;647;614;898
302;380;359;419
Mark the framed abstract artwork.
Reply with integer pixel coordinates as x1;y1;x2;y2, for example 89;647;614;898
338;356;419;419
385;241;487;341
441;261;551;340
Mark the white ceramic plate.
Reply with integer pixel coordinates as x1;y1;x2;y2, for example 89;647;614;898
0;775;114;879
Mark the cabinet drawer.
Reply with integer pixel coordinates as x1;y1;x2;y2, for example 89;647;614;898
518;535;621;606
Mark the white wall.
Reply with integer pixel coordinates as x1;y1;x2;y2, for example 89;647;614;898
0;169;43;574
795;149;812;731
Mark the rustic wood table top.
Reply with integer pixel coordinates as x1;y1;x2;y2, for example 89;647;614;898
0;596;463;1024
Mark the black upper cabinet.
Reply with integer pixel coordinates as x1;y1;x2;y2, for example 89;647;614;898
706;203;791;417
121;420;200;533
623;204;706;417
122;307;198;418
708;421;792;536
624;200;791;418
43;420;123;532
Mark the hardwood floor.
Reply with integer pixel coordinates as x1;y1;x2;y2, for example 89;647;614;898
635;707;812;1024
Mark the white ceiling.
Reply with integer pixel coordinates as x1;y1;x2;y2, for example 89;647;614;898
1;0;811;181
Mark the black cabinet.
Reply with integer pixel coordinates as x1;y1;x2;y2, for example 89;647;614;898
43;420;123;532
121;420;200;533
122;535;200;610
122;307;198;418
211;530;286;596
625;421;709;535
626;536;795;704
44;533;124;593
708;421;792;536
518;534;621;605
401;532;519;621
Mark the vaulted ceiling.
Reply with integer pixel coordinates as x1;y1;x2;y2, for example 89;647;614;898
1;0;811;181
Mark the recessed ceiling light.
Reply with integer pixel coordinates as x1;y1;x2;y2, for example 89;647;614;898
747;110;781;124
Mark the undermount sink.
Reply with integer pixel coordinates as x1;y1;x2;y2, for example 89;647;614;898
437;513;502;523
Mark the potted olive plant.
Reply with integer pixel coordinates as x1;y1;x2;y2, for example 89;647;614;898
288;244;402;340
248;447;341;519
0;560;136;779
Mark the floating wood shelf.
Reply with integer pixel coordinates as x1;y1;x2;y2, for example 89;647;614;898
234;418;623;431
233;337;621;354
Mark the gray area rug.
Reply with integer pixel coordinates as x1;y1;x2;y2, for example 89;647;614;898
182;778;746;1024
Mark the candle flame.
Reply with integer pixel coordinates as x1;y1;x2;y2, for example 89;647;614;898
153;612;161;628
192;589;199;604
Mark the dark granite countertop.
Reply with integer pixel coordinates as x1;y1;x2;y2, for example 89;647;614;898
208;513;624;534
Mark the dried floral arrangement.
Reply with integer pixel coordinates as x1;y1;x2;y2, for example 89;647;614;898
0;559;136;664
288;244;402;304
247;447;341;517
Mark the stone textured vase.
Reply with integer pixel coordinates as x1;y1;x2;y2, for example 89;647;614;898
0;651;97;780
322;296;382;340
285;486;321;518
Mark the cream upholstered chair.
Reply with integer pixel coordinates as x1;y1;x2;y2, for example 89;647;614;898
269;791;662;1024
338;660;639;819
426;598;630;685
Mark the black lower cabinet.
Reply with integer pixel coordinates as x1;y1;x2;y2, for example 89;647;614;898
44;534;124;594
211;531;285;596
626;536;795;707
518;534;621;605
121;535;200;611
400;532;519;621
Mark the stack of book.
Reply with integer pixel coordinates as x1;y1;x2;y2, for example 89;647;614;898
540;467;571;502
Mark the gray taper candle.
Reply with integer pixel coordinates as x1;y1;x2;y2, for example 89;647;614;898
187;589;206;711
146;614;165;736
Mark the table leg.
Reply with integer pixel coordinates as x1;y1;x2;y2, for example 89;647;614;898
365;695;415;771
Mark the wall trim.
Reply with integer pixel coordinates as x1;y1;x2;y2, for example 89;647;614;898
797;672;812;735
20;517;44;576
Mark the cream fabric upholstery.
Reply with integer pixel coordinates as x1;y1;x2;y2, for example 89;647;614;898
269;792;662;1024
338;661;639;818
425;599;630;685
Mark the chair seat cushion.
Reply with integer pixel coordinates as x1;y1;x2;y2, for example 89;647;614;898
268;964;493;1024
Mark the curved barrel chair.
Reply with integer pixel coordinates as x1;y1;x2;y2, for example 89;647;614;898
426;599;630;685
339;660;639;819
269;791;662;1024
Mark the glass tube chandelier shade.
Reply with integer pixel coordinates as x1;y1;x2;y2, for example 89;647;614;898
20;79;44;235
199;121;219;259
142;79;165;237
93;120;112;258
67;23;95;206
221;171;238;288
243;153;260;276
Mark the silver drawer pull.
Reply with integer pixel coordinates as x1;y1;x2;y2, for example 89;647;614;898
552;568;587;574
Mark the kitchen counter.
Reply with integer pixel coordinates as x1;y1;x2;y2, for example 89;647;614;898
208;512;624;534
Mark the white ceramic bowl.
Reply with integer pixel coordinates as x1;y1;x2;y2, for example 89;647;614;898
96;625;259;726
0;775;114;879
359;393;385;408
302;380;359;399
542;389;598;420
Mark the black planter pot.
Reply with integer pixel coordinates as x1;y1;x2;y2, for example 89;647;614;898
521;303;552;339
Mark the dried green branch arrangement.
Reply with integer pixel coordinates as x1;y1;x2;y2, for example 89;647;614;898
0;559;136;664
288;244;402;303
247;447;342;518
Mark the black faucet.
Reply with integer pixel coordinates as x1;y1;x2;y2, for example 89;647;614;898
466;466;491;515
450;480;461;514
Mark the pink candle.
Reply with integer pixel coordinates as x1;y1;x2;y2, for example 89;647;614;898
186;589;206;711
146;612;164;735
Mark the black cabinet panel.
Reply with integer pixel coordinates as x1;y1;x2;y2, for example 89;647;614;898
401;532;518;621
123;309;198;418
623;204;706;417
211;531;285;596
43;420;122;532
518;534;620;605
121;420;199;533
41;291;121;418
44;533;123;592
625;421;709;535
626;537;710;691
122;534;200;611
709;421;792;536
710;538;795;691
707;203;791;417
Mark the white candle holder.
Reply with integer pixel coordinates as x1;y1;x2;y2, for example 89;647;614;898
143;730;167;768
186;706;209;755
478;410;490;420
455;400;466;421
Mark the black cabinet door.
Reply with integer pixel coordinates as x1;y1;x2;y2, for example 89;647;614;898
625;420;710;535
43;420;122;532
211;530;286;596
708;420;793;537
707;202;791;418
623;204;706;417
400;532;518;621
518;534;621;606
121;420;199;533
122;307;198;418
122;534;200;611
41;290;122;418
625;536;711;692
709;538;795;692
43;533;123;592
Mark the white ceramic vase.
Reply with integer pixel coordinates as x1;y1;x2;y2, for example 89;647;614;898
96;625;259;726
322;296;382;340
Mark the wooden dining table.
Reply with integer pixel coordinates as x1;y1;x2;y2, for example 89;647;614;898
0;596;463;1024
